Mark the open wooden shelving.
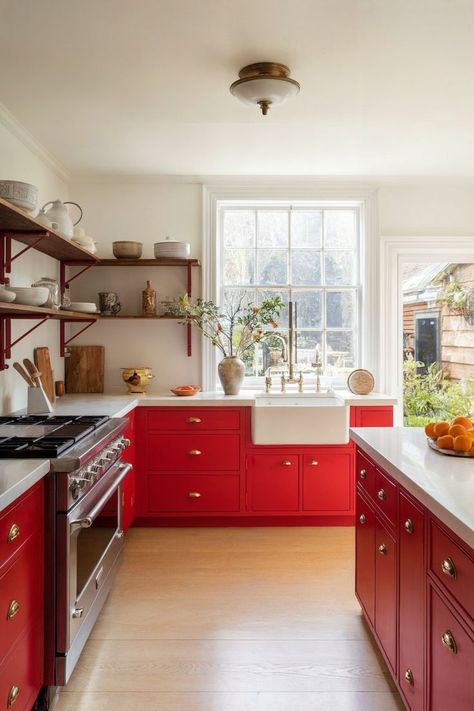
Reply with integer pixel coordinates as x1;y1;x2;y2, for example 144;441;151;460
0;301;100;320
96;258;200;267
100;314;182;319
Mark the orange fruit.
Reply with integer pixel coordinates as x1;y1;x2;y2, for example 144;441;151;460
448;424;468;438
451;416;473;430
453;435;472;452
437;435;454;450
468;430;474;439
424;422;437;438
433;422;450;437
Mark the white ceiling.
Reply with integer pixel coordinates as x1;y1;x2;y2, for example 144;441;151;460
1;0;474;178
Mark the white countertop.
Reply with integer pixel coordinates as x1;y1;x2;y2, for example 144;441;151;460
350;427;474;548
0;459;50;513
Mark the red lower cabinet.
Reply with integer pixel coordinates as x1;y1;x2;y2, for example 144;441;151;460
429;584;474;711
355;490;376;624
148;474;240;512
398;492;425;711
302;451;352;512
0;621;43;711
247;454;298;512
375;518;397;672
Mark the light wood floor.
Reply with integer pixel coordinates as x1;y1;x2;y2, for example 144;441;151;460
56;527;404;711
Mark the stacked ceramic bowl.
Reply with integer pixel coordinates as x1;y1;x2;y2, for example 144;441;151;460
154;237;190;259
0;181;38;212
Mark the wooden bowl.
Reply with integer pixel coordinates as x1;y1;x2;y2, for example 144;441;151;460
112;241;143;259
170;386;201;397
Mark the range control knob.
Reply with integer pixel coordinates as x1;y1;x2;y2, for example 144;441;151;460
120;438;131;449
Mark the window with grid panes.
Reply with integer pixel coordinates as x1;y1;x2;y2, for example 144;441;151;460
219;205;359;378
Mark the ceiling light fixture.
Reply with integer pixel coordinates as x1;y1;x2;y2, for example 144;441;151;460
230;62;300;115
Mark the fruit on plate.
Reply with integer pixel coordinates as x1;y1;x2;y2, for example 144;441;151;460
451;416;473;429
433;421;450;437
453;435;472;452
436;434;454;450
170;385;201;397
425;415;474;454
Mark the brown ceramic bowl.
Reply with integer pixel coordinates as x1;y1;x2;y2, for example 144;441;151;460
112;241;143;259
170;386;201;397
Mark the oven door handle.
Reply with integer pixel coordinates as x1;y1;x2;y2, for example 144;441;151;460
69;463;132;529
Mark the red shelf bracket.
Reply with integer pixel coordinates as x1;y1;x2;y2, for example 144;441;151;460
0;314;51;370
60;260;97;294
1;232;49;284
60;319;96;356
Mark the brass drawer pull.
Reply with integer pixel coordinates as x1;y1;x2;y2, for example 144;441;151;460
441;557;457;579
378;543;388;555
7;524;20;543
309;460;318;466
359;469;367;479
189;449;202;456
188;492;201;498
282;460;292;466
404;518;414;534
441;630;457;654
377;489;386;501
404;669;414;686
359;514;366;524
6;600;20;621
187;417;202;424
7;686;20;707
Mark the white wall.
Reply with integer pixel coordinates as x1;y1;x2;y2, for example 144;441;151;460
0;121;68;414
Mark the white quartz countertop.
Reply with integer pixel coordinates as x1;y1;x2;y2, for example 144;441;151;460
0;459;49;513
350;427;474;548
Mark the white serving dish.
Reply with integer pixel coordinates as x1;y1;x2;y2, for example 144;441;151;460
0;180;38;212
68;302;97;313
8;286;49;306
0;288;16;303
154;237;190;259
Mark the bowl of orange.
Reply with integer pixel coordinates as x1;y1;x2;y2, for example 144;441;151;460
424;416;474;457
170;385;201;397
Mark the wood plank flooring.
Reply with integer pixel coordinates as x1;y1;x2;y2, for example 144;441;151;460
56;528;404;711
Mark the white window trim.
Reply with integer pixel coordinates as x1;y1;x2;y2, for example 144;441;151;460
379;235;474;425
202;181;378;391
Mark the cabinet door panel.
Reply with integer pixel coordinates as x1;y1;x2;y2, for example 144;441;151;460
148;474;240;512
399;492;425;711
147;409;240;431
355;490;376;624
374;468;397;526
355;449;376;499
303;452;352;512
147;433;240;471
429;584;474;711
352;407;394;427
429;520;473;618
375;518;397;672
248;455;298;512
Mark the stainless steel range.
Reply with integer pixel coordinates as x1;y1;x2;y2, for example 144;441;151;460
0;414;131;689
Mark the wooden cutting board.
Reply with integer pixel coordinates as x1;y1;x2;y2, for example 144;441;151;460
65;346;105;393
34;347;55;403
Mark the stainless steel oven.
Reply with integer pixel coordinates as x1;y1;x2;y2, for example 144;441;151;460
55;459;131;684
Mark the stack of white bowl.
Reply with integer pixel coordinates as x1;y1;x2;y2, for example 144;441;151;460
154;236;190;259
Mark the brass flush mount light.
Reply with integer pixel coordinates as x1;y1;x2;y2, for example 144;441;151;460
230;62;300;115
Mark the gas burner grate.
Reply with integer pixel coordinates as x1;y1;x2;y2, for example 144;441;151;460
0;417;15;424
0;438;32;452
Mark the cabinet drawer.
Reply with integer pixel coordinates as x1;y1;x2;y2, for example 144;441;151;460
355;449;376;498
147;474;240;512
374;468;397;525
0;621;43;711
430;520;473;618
0;537;40;666
429;584;474;711
375;518;397;672
355;490;376;624
147;409;240;431
147;433;240;471
0;484;43;571
302;452;352;512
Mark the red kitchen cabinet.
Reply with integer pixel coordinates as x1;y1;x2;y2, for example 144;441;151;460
148;474;240;512
398;492;425;711
355;489;376;624
247;454;298;512
429;583;474;711
147;433;240;471
302;451;353;512
351;406;394;428
375;517;397;672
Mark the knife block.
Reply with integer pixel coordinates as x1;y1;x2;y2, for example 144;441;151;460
27;385;53;414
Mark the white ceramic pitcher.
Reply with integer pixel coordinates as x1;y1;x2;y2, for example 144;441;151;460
40;200;83;238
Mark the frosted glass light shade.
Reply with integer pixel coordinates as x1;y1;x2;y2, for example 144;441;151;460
230;63;300;115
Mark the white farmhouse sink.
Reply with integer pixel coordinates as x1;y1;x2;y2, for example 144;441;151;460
252;392;349;445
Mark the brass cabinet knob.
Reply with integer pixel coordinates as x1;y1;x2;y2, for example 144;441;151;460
309;460;318;466
281;460;292;466
404;669;414;686
7;524;20;543
377;489;386;501
404;518;414;534
441;630;458;654
6;600;20;621
188;492;201;498
187;417;202;423
359;514;366;524
188;449;202;456
441;557;457;579
7;686;20;707
359;469;367;479
378;543;388;555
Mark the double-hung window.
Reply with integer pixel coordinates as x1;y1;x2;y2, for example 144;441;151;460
217;202;361;385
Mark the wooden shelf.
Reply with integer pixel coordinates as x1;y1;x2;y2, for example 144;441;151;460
0;197;98;263
96;258;200;267
0;301;99;320
99;314;183;320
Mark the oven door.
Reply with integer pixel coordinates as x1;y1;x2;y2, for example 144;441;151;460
56;460;131;685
